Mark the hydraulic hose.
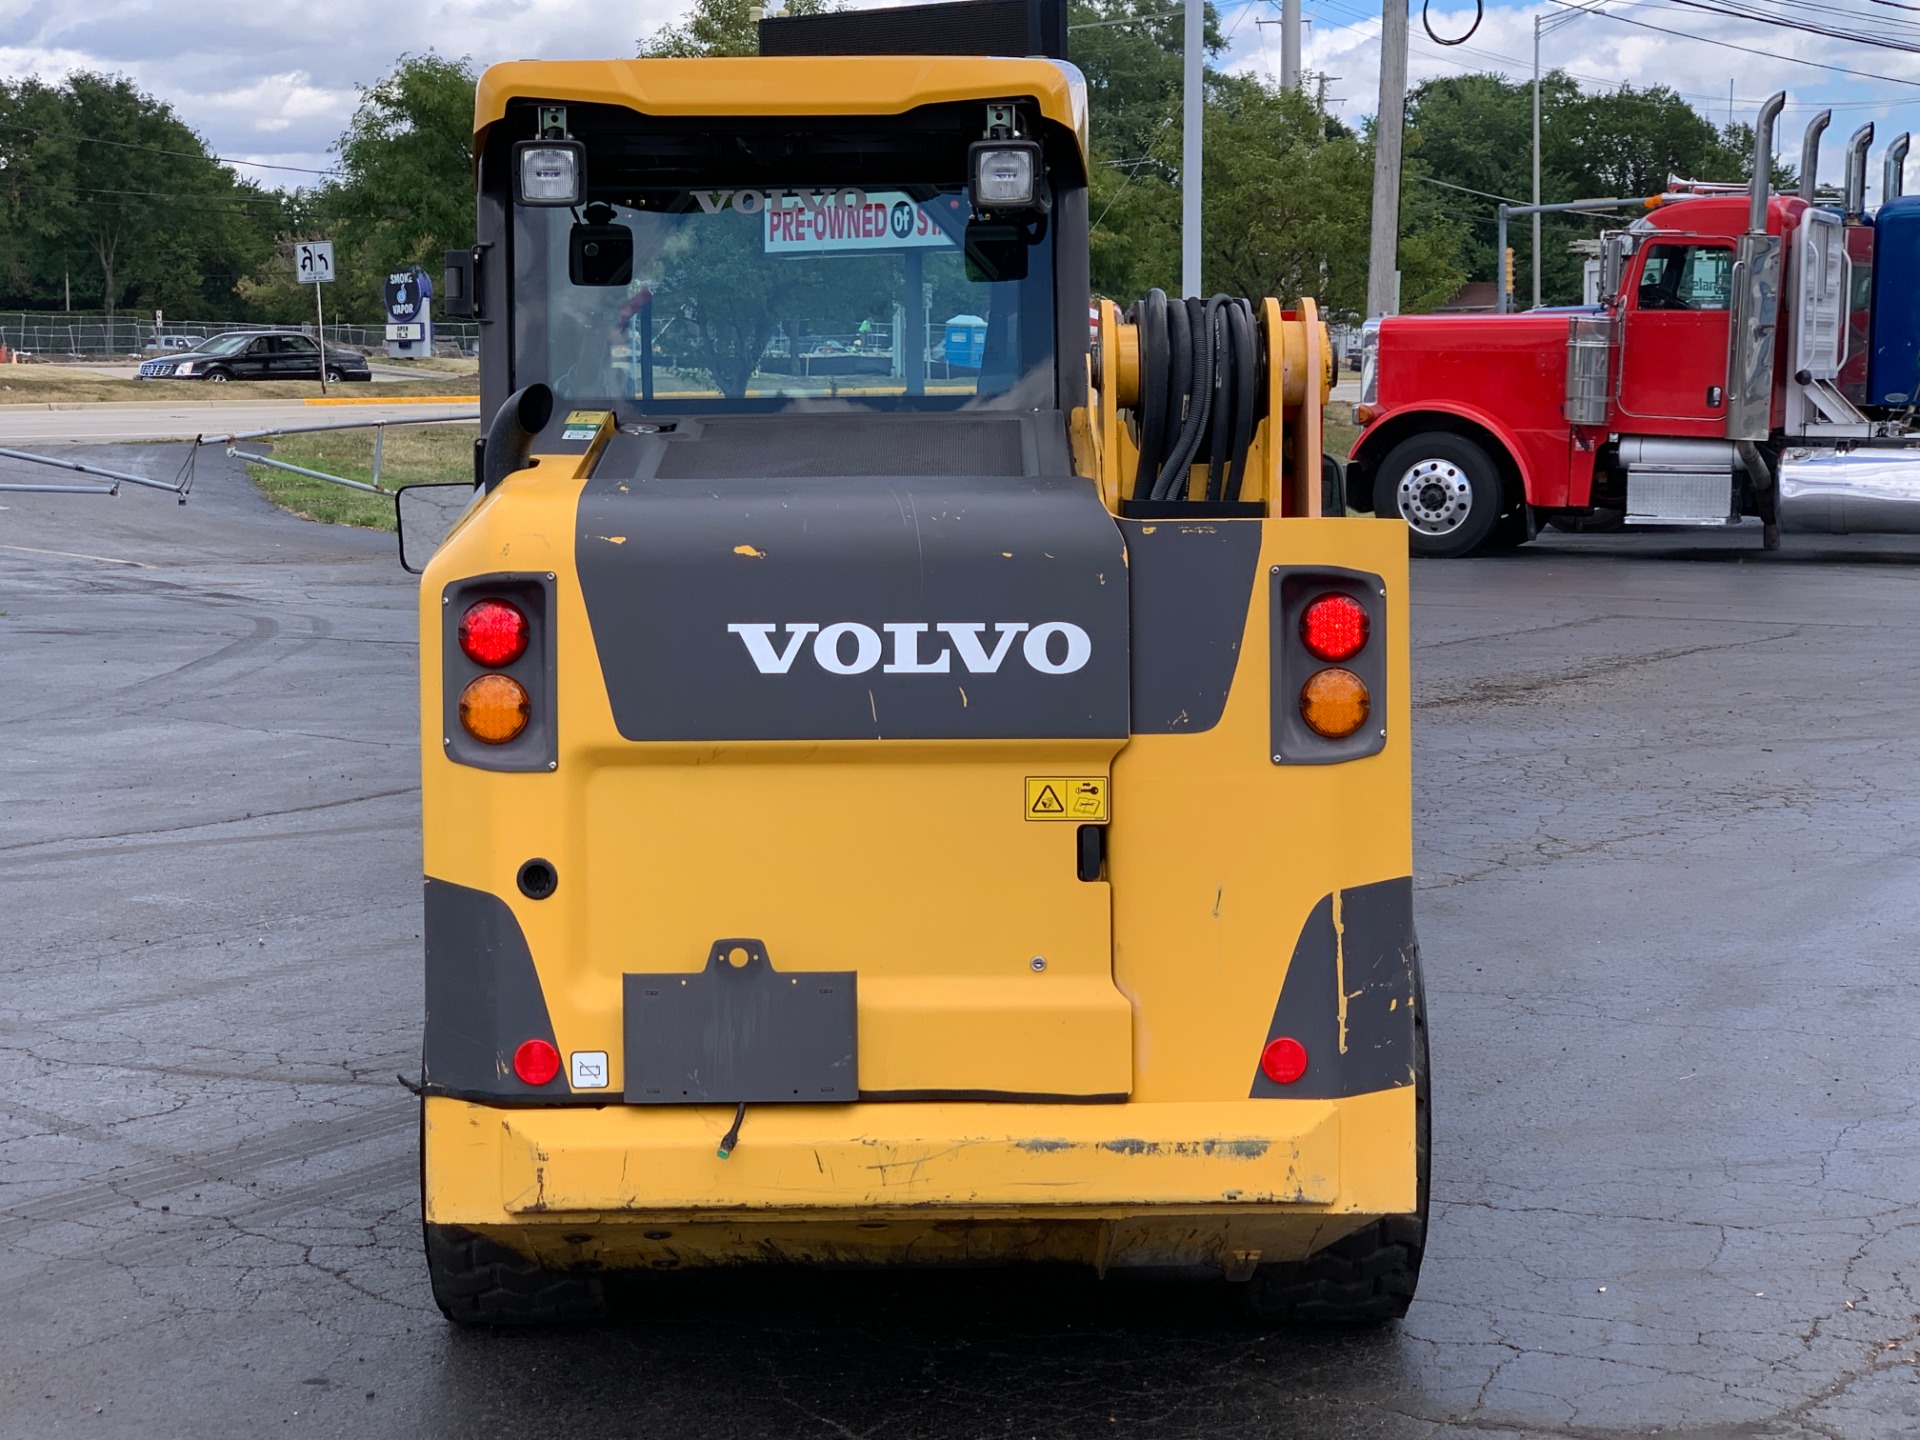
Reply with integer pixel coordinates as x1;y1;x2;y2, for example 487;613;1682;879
1125;292;1268;506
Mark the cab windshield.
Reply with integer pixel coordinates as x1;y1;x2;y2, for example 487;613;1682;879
512;182;1056;414
195;334;253;357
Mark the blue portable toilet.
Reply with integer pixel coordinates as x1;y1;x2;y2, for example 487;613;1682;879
1869;197;1920;405
944;314;987;370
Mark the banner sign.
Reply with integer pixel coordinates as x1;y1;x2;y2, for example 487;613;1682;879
763;190;958;255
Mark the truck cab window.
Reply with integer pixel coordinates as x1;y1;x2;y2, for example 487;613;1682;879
1635;244;1733;313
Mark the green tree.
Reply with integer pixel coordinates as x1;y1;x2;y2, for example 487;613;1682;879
326;53;478;319
1409;72;1761;305
0;73;278;316
640;0;837;57
1072;0;1222;298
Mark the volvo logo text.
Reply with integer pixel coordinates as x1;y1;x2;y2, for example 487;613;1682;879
726;622;1092;676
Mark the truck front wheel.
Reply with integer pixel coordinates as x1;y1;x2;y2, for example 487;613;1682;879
1374;433;1503;558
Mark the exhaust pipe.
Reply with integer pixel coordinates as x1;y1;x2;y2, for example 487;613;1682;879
1845;123;1875;221
481;384;554;492
1750;91;1786;233
1885;133;1910;205
1798;109;1831;201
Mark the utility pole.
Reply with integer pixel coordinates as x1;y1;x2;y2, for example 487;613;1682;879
1181;0;1203;297
1281;0;1302;90
1532;16;1542;310
1366;0;1408;317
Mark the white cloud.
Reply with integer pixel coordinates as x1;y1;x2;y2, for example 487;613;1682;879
0;0;690;180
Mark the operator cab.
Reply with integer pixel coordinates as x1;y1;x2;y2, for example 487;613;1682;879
455;88;1086;429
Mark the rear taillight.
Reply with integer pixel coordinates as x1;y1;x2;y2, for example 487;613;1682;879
458;599;529;668
513;1038;560;1086
1300;592;1369;662
1272;570;1387;765
1260;1036;1308;1085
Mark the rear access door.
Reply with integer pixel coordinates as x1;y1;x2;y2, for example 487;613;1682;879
575;412;1134;1102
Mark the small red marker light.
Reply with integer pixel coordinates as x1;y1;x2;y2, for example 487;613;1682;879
459;599;529;668
513;1038;560;1086
1260;1036;1308;1085
1300;592;1369;662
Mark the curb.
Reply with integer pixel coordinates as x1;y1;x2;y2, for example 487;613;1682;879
303;395;480;406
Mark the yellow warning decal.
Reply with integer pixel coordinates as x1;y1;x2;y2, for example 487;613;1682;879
559;409;611;442
1025;776;1109;822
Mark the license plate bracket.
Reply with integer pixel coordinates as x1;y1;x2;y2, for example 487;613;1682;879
624;938;857;1104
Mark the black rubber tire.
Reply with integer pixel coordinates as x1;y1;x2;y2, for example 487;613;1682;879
424;1223;608;1326
325;367;343;383
1243;960;1430;1327
203;368;230;383
1373;432;1503;559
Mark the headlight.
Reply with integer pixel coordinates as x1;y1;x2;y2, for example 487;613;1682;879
514;140;585;206
969;140;1043;212
1357;318;1381;407
174;362;195;375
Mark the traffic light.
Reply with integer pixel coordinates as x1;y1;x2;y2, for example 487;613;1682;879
1502;247;1515;296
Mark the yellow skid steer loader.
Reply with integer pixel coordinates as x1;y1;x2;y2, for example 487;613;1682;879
401;17;1427;1327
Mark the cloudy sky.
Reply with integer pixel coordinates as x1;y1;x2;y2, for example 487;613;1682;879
4;0;1920;202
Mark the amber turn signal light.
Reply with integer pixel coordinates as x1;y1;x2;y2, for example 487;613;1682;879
459;674;530;745
1299;667;1370;739
1354;403;1376;426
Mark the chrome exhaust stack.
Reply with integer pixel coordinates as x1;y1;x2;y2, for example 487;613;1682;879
1749;91;1786;234
1779;449;1920;533
1885;133;1910;205
1798;109;1831;201
1844;123;1874;221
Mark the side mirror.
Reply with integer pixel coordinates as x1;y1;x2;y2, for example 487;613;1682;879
570;222;633;286
395;482;478;574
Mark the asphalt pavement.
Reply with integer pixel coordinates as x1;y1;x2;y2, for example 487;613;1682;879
2;450;1918;1439
0;400;478;448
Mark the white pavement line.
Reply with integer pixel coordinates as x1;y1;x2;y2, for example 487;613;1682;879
0;544;150;568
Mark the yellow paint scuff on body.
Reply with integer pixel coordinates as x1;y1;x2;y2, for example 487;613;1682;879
1333;888;1349;1055
733;543;766;558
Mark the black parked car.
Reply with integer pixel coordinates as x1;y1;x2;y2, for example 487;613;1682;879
137;330;371;383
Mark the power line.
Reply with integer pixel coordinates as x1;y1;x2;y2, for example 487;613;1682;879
0;120;339;178
1545;0;1920;85
1646;0;1920;53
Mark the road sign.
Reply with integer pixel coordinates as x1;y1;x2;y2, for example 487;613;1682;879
295;241;335;285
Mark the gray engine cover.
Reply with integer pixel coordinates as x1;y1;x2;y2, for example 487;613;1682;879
574;415;1130;742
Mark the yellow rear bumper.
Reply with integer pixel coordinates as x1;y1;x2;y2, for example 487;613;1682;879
424;1088;1417;1271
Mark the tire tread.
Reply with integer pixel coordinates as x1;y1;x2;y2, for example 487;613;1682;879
424;1224;607;1326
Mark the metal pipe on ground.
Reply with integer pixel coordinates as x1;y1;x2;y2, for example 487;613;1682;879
0;446;186;494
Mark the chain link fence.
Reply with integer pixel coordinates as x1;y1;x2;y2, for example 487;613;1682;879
0;313;480;360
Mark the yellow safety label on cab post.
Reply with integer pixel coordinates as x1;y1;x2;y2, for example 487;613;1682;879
1025;776;1109;822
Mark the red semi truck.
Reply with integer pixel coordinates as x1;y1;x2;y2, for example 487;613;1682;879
1349;93;1920;558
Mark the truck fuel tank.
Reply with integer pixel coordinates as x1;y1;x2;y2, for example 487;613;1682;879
1778;447;1920;532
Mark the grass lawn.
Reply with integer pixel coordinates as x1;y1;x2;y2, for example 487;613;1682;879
244;422;478;530
1323;400;1361;463
0;366;476;405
